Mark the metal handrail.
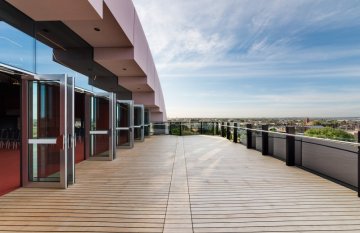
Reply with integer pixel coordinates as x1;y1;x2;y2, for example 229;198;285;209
148;122;359;147
220;125;360;147
150;122;359;147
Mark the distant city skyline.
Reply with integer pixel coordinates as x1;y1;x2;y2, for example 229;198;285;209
134;0;360;118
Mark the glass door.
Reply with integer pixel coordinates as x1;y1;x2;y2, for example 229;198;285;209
134;104;144;142
116;100;134;149
144;109;150;137
22;74;74;188
89;93;114;160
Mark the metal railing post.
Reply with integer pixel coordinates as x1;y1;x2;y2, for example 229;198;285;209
226;122;231;140
213;122;216;135
221;122;225;138
286;126;295;166
262;125;269;155
246;124;252;149
233;123;238;143
200;122;203;135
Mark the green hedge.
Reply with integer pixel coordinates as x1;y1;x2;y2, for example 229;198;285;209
304;127;355;142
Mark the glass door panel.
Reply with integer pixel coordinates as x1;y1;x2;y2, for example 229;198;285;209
144;109;150;137
116;100;134;149
28;80;61;183
134;105;144;141
89;93;114;160
23;74;74;188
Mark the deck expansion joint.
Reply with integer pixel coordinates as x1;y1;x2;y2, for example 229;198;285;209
162;137;178;233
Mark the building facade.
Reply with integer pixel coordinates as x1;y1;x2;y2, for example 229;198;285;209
0;0;166;195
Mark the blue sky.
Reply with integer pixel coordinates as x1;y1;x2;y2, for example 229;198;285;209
133;0;360;118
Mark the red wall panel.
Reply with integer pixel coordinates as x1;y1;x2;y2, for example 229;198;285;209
0;149;20;196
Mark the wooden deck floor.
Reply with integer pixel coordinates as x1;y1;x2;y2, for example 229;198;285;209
1;135;360;232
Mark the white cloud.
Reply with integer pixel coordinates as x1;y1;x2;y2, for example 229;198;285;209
133;0;237;64
134;0;360;68
133;0;360;118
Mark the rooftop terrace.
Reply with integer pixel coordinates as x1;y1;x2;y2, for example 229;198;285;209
1;135;360;232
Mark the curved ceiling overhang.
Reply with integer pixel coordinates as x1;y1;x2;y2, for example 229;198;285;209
7;0;103;21
6;0;167;121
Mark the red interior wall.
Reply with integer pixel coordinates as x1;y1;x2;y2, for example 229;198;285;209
97;98;109;130
75;141;84;163
0;82;21;196
75;92;85;163
36;84;61;179
93;97;109;156
93;135;109;155
36;146;60;179
117;104;130;146
120;104;129;144
0;149;20;196
117;131;129;145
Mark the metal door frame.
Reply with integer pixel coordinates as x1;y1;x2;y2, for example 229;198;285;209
88;92;115;161
116;100;134;149
134;104;145;142
144;108;150;137
21;74;74;189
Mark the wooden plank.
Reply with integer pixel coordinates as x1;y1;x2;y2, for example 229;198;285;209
1;135;360;233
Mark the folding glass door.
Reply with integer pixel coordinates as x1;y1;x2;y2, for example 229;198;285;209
22;74;74;188
116;100;134;149
134;104;144;141
89;93;115;160
144;109;150;137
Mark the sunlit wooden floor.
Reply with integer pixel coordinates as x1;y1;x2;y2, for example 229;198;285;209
1;135;360;232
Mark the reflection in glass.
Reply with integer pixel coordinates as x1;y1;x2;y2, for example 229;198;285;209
116;103;130;128
116;130;130;147
28;81;60;139
35;39;104;93
29;144;60;182
90;134;109;157
0;21;35;72
75;92;85;163
134;107;142;126
28;81;61;182
134;106;144;140
144;109;150;137
90;96;109;131
116;103;132;147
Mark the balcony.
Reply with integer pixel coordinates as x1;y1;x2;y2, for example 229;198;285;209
1;134;360;232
